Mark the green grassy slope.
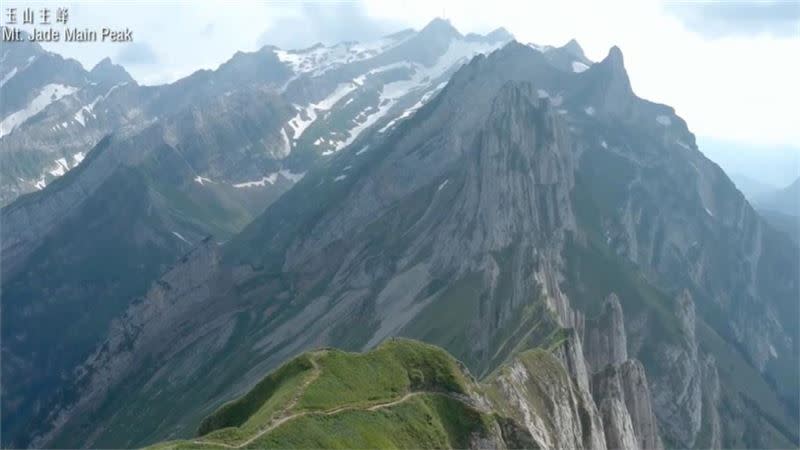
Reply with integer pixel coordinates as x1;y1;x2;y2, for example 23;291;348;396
145;339;564;450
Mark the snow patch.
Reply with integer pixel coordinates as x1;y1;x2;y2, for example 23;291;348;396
233;173;279;188
572;61;590;73
339;38;501;148
275;128;291;158
48;158;70;177
275;34;411;76
536;89;549;99
355;145;369;155
584;106;595;116
705;207;714;217
656;115;672;126
437;179;449;191
194;176;215;185
72;152;85;165
0;84;79;137
171;231;191;244
334;174;347;182
601;140;608;149
0;67;17;88
287;82;358;140
378;82;445;134
278;169;305;183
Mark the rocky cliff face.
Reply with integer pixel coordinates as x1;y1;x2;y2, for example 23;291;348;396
584;293;628;373
647;290;703;447
489;349;607;449
581;294;664;450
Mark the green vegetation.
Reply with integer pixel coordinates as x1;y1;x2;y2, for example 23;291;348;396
252;394;490;449
144;339;544;450
171;339;476;449
197;354;315;438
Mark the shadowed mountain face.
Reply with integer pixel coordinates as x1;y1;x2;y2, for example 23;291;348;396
2;20;798;450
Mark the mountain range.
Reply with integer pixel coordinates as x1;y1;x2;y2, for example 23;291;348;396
1;18;798;449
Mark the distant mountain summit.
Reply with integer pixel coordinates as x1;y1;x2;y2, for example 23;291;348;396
757;177;800;216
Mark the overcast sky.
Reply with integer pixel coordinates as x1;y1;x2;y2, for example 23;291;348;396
14;0;800;182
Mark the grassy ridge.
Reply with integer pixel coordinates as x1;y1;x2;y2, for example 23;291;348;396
146;339;497;449
197;354;315;437
172;339;476;448
252;394;490;449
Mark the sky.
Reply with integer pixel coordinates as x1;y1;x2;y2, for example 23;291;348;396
9;0;800;185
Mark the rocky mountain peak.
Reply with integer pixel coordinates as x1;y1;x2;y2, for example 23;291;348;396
561;38;586;60
484;27;515;43
89;57;134;86
577;45;635;119
418;17;462;40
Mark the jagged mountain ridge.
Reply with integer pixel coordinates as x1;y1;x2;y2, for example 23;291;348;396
15;39;798;450
0;19;512;206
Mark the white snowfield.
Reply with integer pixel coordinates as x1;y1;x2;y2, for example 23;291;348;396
274;33;412;77
332;39;504;151
280;31;506;156
0;84;79;138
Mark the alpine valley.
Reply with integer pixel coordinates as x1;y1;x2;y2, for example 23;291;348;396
1;19;797;449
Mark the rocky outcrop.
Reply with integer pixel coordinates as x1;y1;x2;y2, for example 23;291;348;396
619;360;664;450
490;349;607;450
648;290;703;448
581;292;664;450
700;354;722;450
584;294;628;373
592;365;638;450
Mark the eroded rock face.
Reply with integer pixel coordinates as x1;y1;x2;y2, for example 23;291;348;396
592;365;638;450
582;292;664;450
648;290;703;448
700;354;722;450
490;349;607;450
619;360;664;450
584;293;628;373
